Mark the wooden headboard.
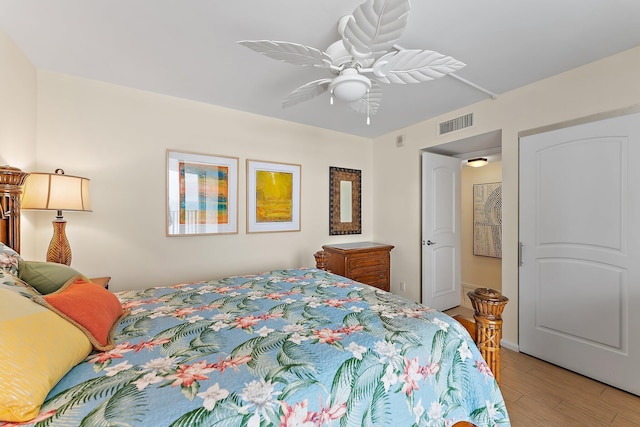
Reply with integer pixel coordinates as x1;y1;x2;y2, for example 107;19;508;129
0;165;29;252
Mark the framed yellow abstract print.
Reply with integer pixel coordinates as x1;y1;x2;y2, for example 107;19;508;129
247;160;301;233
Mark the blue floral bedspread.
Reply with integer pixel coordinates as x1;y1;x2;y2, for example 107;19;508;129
23;268;509;426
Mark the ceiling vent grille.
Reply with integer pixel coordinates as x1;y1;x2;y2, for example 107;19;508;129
439;113;473;135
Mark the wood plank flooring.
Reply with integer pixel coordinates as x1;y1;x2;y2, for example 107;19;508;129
500;347;640;426
443;307;640;426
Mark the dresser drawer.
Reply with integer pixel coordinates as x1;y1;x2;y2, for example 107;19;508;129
350;271;389;291
321;242;394;293
347;253;388;270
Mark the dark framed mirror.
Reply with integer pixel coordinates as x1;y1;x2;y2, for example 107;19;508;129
329;166;361;235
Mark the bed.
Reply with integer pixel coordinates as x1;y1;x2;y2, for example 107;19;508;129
0;166;510;426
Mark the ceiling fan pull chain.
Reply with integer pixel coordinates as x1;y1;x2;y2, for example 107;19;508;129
330;89;334;105
366;89;371;125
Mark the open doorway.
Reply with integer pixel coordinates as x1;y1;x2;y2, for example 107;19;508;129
422;130;502;310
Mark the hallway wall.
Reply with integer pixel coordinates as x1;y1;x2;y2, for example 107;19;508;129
460;160;502;308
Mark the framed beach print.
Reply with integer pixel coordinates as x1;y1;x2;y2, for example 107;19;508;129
247;159;301;233
166;150;238;236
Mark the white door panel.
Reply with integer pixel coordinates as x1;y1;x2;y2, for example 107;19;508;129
536;136;625;250
520;111;640;396
422;152;461;311
537;259;624;349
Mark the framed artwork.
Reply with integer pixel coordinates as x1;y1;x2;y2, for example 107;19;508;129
247;160;301;233
329;167;361;235
473;182;502;258
166;150;238;236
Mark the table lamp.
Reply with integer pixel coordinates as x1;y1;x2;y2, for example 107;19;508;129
21;169;91;265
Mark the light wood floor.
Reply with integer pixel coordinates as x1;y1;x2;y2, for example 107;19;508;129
500;347;640;426
443;307;640;426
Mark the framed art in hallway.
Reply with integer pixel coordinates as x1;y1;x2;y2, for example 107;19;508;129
247;159;301;233
473;182;502;258
166;150;238;236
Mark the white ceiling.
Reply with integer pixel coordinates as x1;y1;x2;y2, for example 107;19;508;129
1;0;639;139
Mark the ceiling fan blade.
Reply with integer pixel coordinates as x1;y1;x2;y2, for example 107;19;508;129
342;0;410;61
349;80;382;115
238;40;333;68
282;79;333;108
371;49;466;84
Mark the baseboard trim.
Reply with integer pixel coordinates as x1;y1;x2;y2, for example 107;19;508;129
461;282;482;309
501;340;519;352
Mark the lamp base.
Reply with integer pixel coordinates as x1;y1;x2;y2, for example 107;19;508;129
47;219;72;265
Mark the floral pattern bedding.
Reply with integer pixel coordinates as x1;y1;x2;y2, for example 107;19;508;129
16;268;509;427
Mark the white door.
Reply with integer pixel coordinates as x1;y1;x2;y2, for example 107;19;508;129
519;111;640;396
421;152;461;311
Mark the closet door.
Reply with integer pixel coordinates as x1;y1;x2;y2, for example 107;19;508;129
519;111;640;396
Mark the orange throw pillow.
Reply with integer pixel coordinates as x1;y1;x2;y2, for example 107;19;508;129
43;276;127;351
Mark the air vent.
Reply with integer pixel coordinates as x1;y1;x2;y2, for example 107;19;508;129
439;113;473;135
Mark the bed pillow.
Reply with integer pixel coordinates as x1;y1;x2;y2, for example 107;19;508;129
0;288;92;423
38;276;128;351
18;260;84;294
0;268;39;299
0;242;22;276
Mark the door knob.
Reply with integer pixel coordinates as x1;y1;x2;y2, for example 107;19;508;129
426;240;436;246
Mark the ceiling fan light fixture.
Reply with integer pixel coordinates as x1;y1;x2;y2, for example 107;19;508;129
329;68;371;102
239;0;466;117
467;157;488;167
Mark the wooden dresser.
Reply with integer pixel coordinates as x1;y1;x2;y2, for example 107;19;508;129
321;242;394;291
90;276;111;289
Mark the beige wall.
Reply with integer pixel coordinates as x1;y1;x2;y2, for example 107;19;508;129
4;25;640;348
0;29;37;257
28;71;373;291
461;161;502;293
373;46;640;347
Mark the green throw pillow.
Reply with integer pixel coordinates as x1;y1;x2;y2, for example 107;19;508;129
18;260;83;294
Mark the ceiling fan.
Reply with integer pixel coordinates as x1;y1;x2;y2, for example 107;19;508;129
238;0;466;122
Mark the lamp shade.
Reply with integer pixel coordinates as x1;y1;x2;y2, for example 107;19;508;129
21;171;91;212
